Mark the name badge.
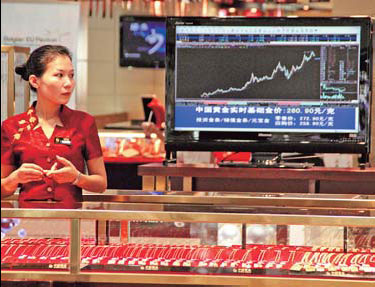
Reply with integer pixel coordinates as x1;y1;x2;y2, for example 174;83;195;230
54;137;72;146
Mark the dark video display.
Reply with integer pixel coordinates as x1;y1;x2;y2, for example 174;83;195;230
120;16;166;68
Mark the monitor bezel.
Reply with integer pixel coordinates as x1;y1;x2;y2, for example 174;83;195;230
119;15;166;68
165;16;373;157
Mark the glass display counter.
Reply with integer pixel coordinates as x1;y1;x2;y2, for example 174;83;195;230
99;130;164;189
1;193;374;286
99;130;164;160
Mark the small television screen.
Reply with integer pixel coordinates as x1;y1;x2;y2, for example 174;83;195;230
120;15;166;68
165;17;373;160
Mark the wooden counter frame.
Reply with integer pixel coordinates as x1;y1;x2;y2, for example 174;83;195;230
138;163;375;193
2;206;375;286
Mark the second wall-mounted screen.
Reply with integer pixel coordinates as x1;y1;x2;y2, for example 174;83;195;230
120;15;166;68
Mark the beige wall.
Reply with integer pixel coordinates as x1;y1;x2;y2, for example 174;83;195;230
83;1;375;165
83;1;217;120
332;0;375;16
84;5;165;120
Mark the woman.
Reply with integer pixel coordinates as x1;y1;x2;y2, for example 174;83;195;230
1;45;107;205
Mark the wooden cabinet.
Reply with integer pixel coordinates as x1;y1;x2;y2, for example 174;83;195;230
138;163;375;194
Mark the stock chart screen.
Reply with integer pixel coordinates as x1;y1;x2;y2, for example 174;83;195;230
173;25;362;133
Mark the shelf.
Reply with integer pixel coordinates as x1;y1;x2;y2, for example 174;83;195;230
138;163;375;193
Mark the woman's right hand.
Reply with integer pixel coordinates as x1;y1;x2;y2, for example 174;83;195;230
13;163;45;184
1;163;45;198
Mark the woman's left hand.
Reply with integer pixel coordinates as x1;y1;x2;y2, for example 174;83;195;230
45;155;79;184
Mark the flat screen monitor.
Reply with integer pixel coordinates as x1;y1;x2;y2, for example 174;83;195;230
165;17;373;161
120;15;166;68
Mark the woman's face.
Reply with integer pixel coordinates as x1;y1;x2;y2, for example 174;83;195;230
36;55;75;105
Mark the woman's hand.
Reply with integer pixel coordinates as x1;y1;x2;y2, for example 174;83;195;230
14;163;45;184
2;156;80;197
45;156;107;192
2;163;44;198
46;155;79;184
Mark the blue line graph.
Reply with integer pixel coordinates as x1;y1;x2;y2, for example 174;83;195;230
321;83;346;100
200;51;317;98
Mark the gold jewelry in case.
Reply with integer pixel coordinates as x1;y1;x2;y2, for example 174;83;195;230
198;261;208;267
304;264;316;272
182;260;192;267
340;265;350;272
328;264;338;272
172;260;181;266
117;259;126;265
209;261;219;268
290;263;303;271
160;260;169;266
350;266;359;273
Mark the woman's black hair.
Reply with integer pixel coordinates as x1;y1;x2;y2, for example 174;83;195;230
15;45;72;92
